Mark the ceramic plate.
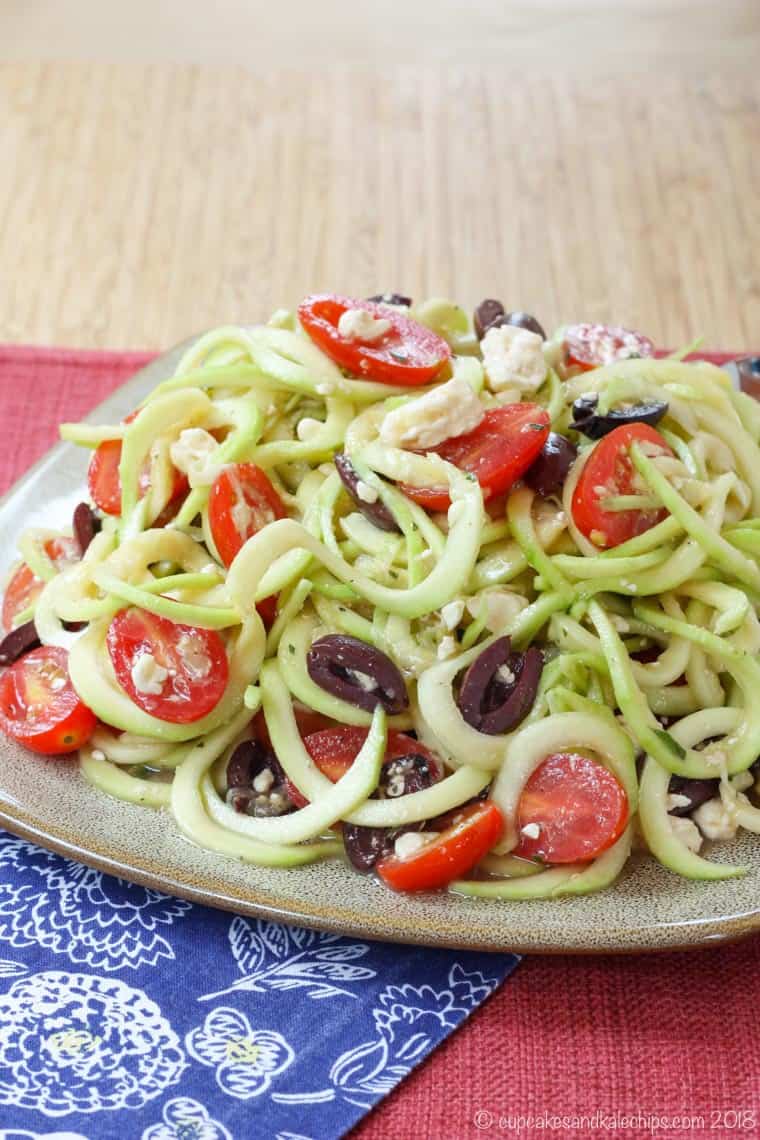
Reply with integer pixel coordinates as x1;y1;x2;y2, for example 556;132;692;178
0;342;758;955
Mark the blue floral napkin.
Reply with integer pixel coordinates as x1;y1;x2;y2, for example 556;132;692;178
0;834;518;1139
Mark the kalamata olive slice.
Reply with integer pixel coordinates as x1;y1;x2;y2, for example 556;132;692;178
307;634;409;714
570;394;668;439
474;299;505;340
334;453;400;534
524;432;578;497
72;501;101;555
475;301;547;342
668;776;720;817
503;311;546;340
735;355;760;400
225;739;292;816
342;824;393;871
457;636;542;735
0;620;41;665
366;292;412;308
380;752;439;797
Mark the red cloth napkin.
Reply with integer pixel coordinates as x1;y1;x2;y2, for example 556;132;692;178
2;345;759;1140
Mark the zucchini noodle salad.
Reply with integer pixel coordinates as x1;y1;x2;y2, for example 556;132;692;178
3;291;760;900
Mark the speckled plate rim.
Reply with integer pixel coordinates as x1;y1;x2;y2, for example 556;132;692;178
0;339;759;956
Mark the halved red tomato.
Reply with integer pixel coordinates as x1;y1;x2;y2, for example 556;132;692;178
512;752;629;864
298;294;451;386
289;726;443;809
1;537;80;632
376;801;504;892
106;608;229;724
571;422;672;548
0;646;96;755
208;462;287;569
400;404;551;511
565;323;654;371
87;411;189;517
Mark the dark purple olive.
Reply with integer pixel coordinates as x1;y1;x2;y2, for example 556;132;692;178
225;739;292;817
379;752;438;798
72;502;101;555
735;356;760;400
334;453;400;534
503;311;546;340
457;636;542;735
307;634;408;714
570;394;668;439
342;824;393;871
524;432;578;497
366;292;412;308
0;620;40;665
474;299;505;340
668;776;720;817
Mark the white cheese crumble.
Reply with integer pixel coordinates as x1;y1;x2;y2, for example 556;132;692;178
481;324;547;393
669;815;703;853
379;374;485;451
337;307;392;342
520;822;541;840
666;793;691;812
496;663;516;686
356;480;378;504
90;749;106;762
346;668;376;693
693;797;738;841
176;633;212;679
253;767;275;794
440;599;465;631
169;427;221;488
130;652;169;695
437;635;458;660
393;831;439;860
296;417;323;442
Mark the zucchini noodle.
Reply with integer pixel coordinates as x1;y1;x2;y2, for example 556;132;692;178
5;298;760;901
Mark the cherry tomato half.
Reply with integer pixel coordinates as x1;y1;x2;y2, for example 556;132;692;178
400;404;551;512
571;422;672;548
376;801;504;892
106;608;229;724
565;323;654;372
208;462;287;569
0;646;96;755
290;726;444;809
298;294;451;387
512;752;629;864
87;411;189;517
1;537;80;632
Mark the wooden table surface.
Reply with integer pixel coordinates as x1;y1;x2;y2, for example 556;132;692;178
0;1;758;352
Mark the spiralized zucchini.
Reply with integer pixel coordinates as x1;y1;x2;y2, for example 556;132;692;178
7;299;760;903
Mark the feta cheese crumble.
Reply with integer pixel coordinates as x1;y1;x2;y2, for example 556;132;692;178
393;831;439;859
379;374;484;451
130;652;169;695
169;427;222;488
520;822;541;840
253;767;275;794
440;599;465;630
669;815;703;853
337;307;392;343
481;324;547;393
176;633;212;679
437;635;458;660
693;797;738;841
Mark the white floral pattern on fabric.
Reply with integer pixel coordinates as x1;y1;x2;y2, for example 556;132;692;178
200;917;376;1004
141;1095;232;1140
275;964;500;1110
186;1006;295;1100
0;837;191;971
0;971;186;1116
0;1132;90;1139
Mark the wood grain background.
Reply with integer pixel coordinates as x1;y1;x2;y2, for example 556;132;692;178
0;2;758;351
